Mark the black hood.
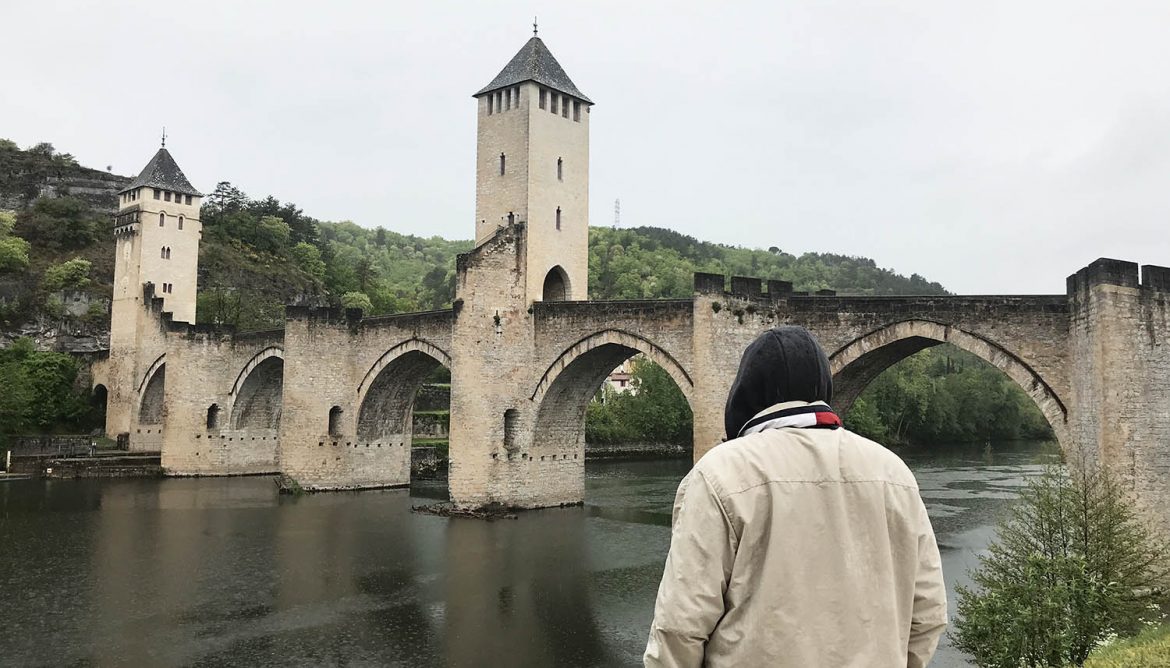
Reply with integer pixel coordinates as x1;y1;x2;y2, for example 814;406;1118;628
724;326;833;440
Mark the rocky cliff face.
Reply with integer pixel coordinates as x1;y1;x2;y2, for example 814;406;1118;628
1;147;127;353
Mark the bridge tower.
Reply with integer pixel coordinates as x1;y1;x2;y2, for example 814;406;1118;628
472;29;593;302
104;141;203;443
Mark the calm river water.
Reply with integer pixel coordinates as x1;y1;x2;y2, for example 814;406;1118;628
0;442;1058;667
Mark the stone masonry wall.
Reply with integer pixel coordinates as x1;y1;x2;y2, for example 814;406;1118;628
689;274;1072;459
279;306;454;490
160;326;285;476
1068;259;1170;532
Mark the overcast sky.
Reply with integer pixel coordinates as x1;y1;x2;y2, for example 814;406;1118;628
3;1;1168;294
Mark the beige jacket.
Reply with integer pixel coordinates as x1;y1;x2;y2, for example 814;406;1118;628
645;401;947;668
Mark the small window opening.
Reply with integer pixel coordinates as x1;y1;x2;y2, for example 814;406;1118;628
153;188;160;199
161;246;166;259
551;94;558;115
499;153;506;176
207;404;220;429
178;215;184;230
573;101;581;122
159;213;165;227
487;95;493;115
505;88;511;111
539;88;547;110
555;207;562;230
503;408;520;453
507;211;515;225
185;195;192;205
563;97;570;118
328;406;343;436
164;191;171;202
557;157;563;181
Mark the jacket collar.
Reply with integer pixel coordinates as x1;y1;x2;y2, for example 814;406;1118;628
748;400;829;422
738;400;838;438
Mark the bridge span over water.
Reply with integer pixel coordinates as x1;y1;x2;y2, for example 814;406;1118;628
93;230;1170;531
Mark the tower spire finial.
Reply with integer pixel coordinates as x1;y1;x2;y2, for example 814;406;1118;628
161;126;167;148
533;16;538;37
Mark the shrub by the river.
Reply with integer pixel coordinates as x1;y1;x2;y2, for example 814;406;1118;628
0;337;99;441
586;357;692;447
953;464;1169;667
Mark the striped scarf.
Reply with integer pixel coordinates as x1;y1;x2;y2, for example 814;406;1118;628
737;403;842;438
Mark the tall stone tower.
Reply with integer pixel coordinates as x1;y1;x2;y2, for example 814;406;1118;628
473;32;593;302
104;142;203;439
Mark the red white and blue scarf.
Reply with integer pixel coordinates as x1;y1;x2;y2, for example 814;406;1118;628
737;403;842;438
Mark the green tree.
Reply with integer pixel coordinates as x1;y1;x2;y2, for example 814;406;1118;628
15;196;99;249
842;397;888;441
340;291;373;313
0;235;30;273
41;257;92;292
0;338;95;437
953;465;1169;667
0;210;15;235
585;357;692;446
290;242;326;281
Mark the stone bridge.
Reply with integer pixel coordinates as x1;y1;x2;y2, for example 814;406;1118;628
92;224;1170;531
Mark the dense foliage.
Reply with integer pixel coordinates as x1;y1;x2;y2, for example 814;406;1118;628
953;465;1169;667
586;357;692;446
589;226;947;299
844;345;1054;446
0;338;100;440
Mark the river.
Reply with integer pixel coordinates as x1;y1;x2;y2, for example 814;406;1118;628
0;441;1059;667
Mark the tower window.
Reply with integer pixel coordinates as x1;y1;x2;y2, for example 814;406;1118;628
178;215;184;230
505;88;511;111
164;191;171;202
153;189;160;200
159;213;165;227
507;212;515;225
573;101;581;122
539;88;547;110
499;153;506;176
328;406;343;436
161;247;166;259
185;195;192;205
562;98;570;118
487;95;493;115
207;404;220;430
557;158;563;181
551;94;558;115
556;207;562;230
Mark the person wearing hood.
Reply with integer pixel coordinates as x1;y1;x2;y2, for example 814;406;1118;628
644;326;947;667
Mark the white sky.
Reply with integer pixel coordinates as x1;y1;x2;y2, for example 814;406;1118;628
3;0;1169;294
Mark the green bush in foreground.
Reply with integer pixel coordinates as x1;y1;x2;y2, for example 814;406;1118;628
953;465;1169;667
1083;624;1170;667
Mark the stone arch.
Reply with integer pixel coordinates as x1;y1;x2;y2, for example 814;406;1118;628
138;360;166;425
356;338;451;443
828;320;1067;446
228;346;284;398
531;329;694;456
542;265;569;301
229;353;285;431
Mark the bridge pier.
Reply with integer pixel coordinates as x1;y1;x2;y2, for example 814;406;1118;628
1068;259;1170;532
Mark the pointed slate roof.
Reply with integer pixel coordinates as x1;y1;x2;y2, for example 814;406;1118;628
119;147;202;196
475;37;592;104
